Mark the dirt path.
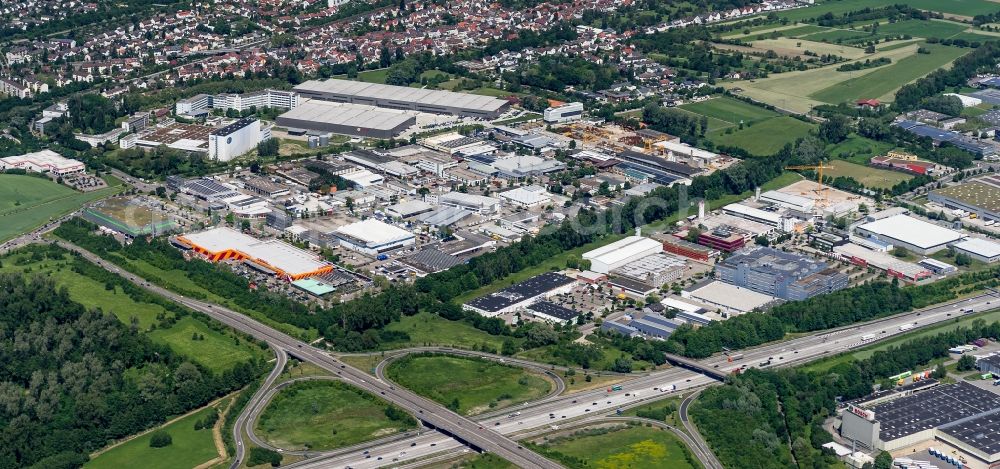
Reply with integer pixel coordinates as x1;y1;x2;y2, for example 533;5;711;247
193;395;238;469
88;392;237;460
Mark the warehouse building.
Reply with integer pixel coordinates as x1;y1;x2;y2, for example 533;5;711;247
716;247;848;301
526;301;580;325
275;100;416;138
950;238;1000;263
834;243;932;282
209;117;262;162
759;190;815;213
611;252;687;288
464;272;576;317
583;236;664;274
437;192;500;215
333;219;415;255
681;279;779;316
499;185;551;208
0;149;84;175
929;177;1000;222
721;203;784;228
630;312;682;339
293;79;510;119
543;102;584;124
840;381;1000;465
855;214;964;255
386;200;434;219
175;227;333;280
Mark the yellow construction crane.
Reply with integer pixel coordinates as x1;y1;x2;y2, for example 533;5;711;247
785;164;835;203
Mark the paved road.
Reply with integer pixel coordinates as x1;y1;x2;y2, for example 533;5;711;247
57;240;563;469
288;291;1000;468
231;346;287;469
678;390;722;469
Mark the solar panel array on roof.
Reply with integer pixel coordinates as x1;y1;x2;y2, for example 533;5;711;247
873;382;1000;442
527;301;579;322
466;272;575;313
940;409;1000;456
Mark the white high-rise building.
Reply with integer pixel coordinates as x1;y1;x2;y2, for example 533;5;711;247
209;118;261;162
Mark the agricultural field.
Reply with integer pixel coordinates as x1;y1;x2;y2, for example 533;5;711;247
772;0;1000;23
823;159;913;190
256;380;416;451
809;44;970;104
724;42;965;112
708;116;815;156
532;425;702;469
679;96;779;125
0;174;123;243
86;401;225;469
0;248;266;374
750;37;869;59
385;354;553;415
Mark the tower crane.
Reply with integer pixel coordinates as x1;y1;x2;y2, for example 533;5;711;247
785;164;835;204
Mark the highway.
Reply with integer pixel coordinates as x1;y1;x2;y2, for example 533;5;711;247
231;346;287;469
53;238;1000;469
56;240;564;469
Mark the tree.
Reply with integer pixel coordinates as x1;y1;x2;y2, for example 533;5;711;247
610;357;633;373
257;138;279;157
932;362;948;379
501;338;518;356
957;354;977;371
874;451;893;469
247;447;282;467
149;432;172;448
818;114;850;143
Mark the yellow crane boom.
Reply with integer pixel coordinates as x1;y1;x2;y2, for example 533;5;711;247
785;164;835;203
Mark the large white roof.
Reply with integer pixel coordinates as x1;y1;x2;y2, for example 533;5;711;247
952;238;1000;258
722;203;782;224
583;236;663;267
857;215;963;249
180;227;329;276
294;79;508;113
278;99;415;131
335;219;414;247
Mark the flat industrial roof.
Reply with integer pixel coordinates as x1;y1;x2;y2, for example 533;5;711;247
933;180;1000;214
872;382;1000;442
294;79;508;113
952;238;1000;258
499;186;551;205
292;278;336;296
722;203;782;224
834;243;930;279
335;219;414;246
857;214;963;249
527;301;579;321
178;227;330;277
583;236;663;268
278;99;415;131
467;272;575;313
939;409;1000;456
685;280;777;313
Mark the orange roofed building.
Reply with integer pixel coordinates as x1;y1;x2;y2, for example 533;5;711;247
174;227;332;281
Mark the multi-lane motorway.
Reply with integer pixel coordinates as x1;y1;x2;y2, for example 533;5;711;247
56;240;564;469
56;238;1000;469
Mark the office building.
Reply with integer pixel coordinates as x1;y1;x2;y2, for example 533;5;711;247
0;150;84;175
697;227;746;252
716;247;848;300
209;118;261;162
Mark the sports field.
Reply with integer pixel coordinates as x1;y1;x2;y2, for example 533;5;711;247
809;44;970;104
823;159;912;190
385;354;553;415
708;116;815;156
536;425;701;469
256;380;416;451
0;174;123;243
86;401;224;469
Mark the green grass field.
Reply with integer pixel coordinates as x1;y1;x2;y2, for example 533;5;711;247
679;96;779;125
809;44;969;104
149;317;261;374
708;116;815;155
824;159;912;189
0;249;264;374
774;0;1000;22
385;354;552;415
826;135;895;165
0;174;123;243
382;312;513;351
86;401;223;469
256;380;416;451
537;425;702;469
803;308;1000;374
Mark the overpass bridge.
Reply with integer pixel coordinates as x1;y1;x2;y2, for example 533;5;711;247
664;353;730;381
